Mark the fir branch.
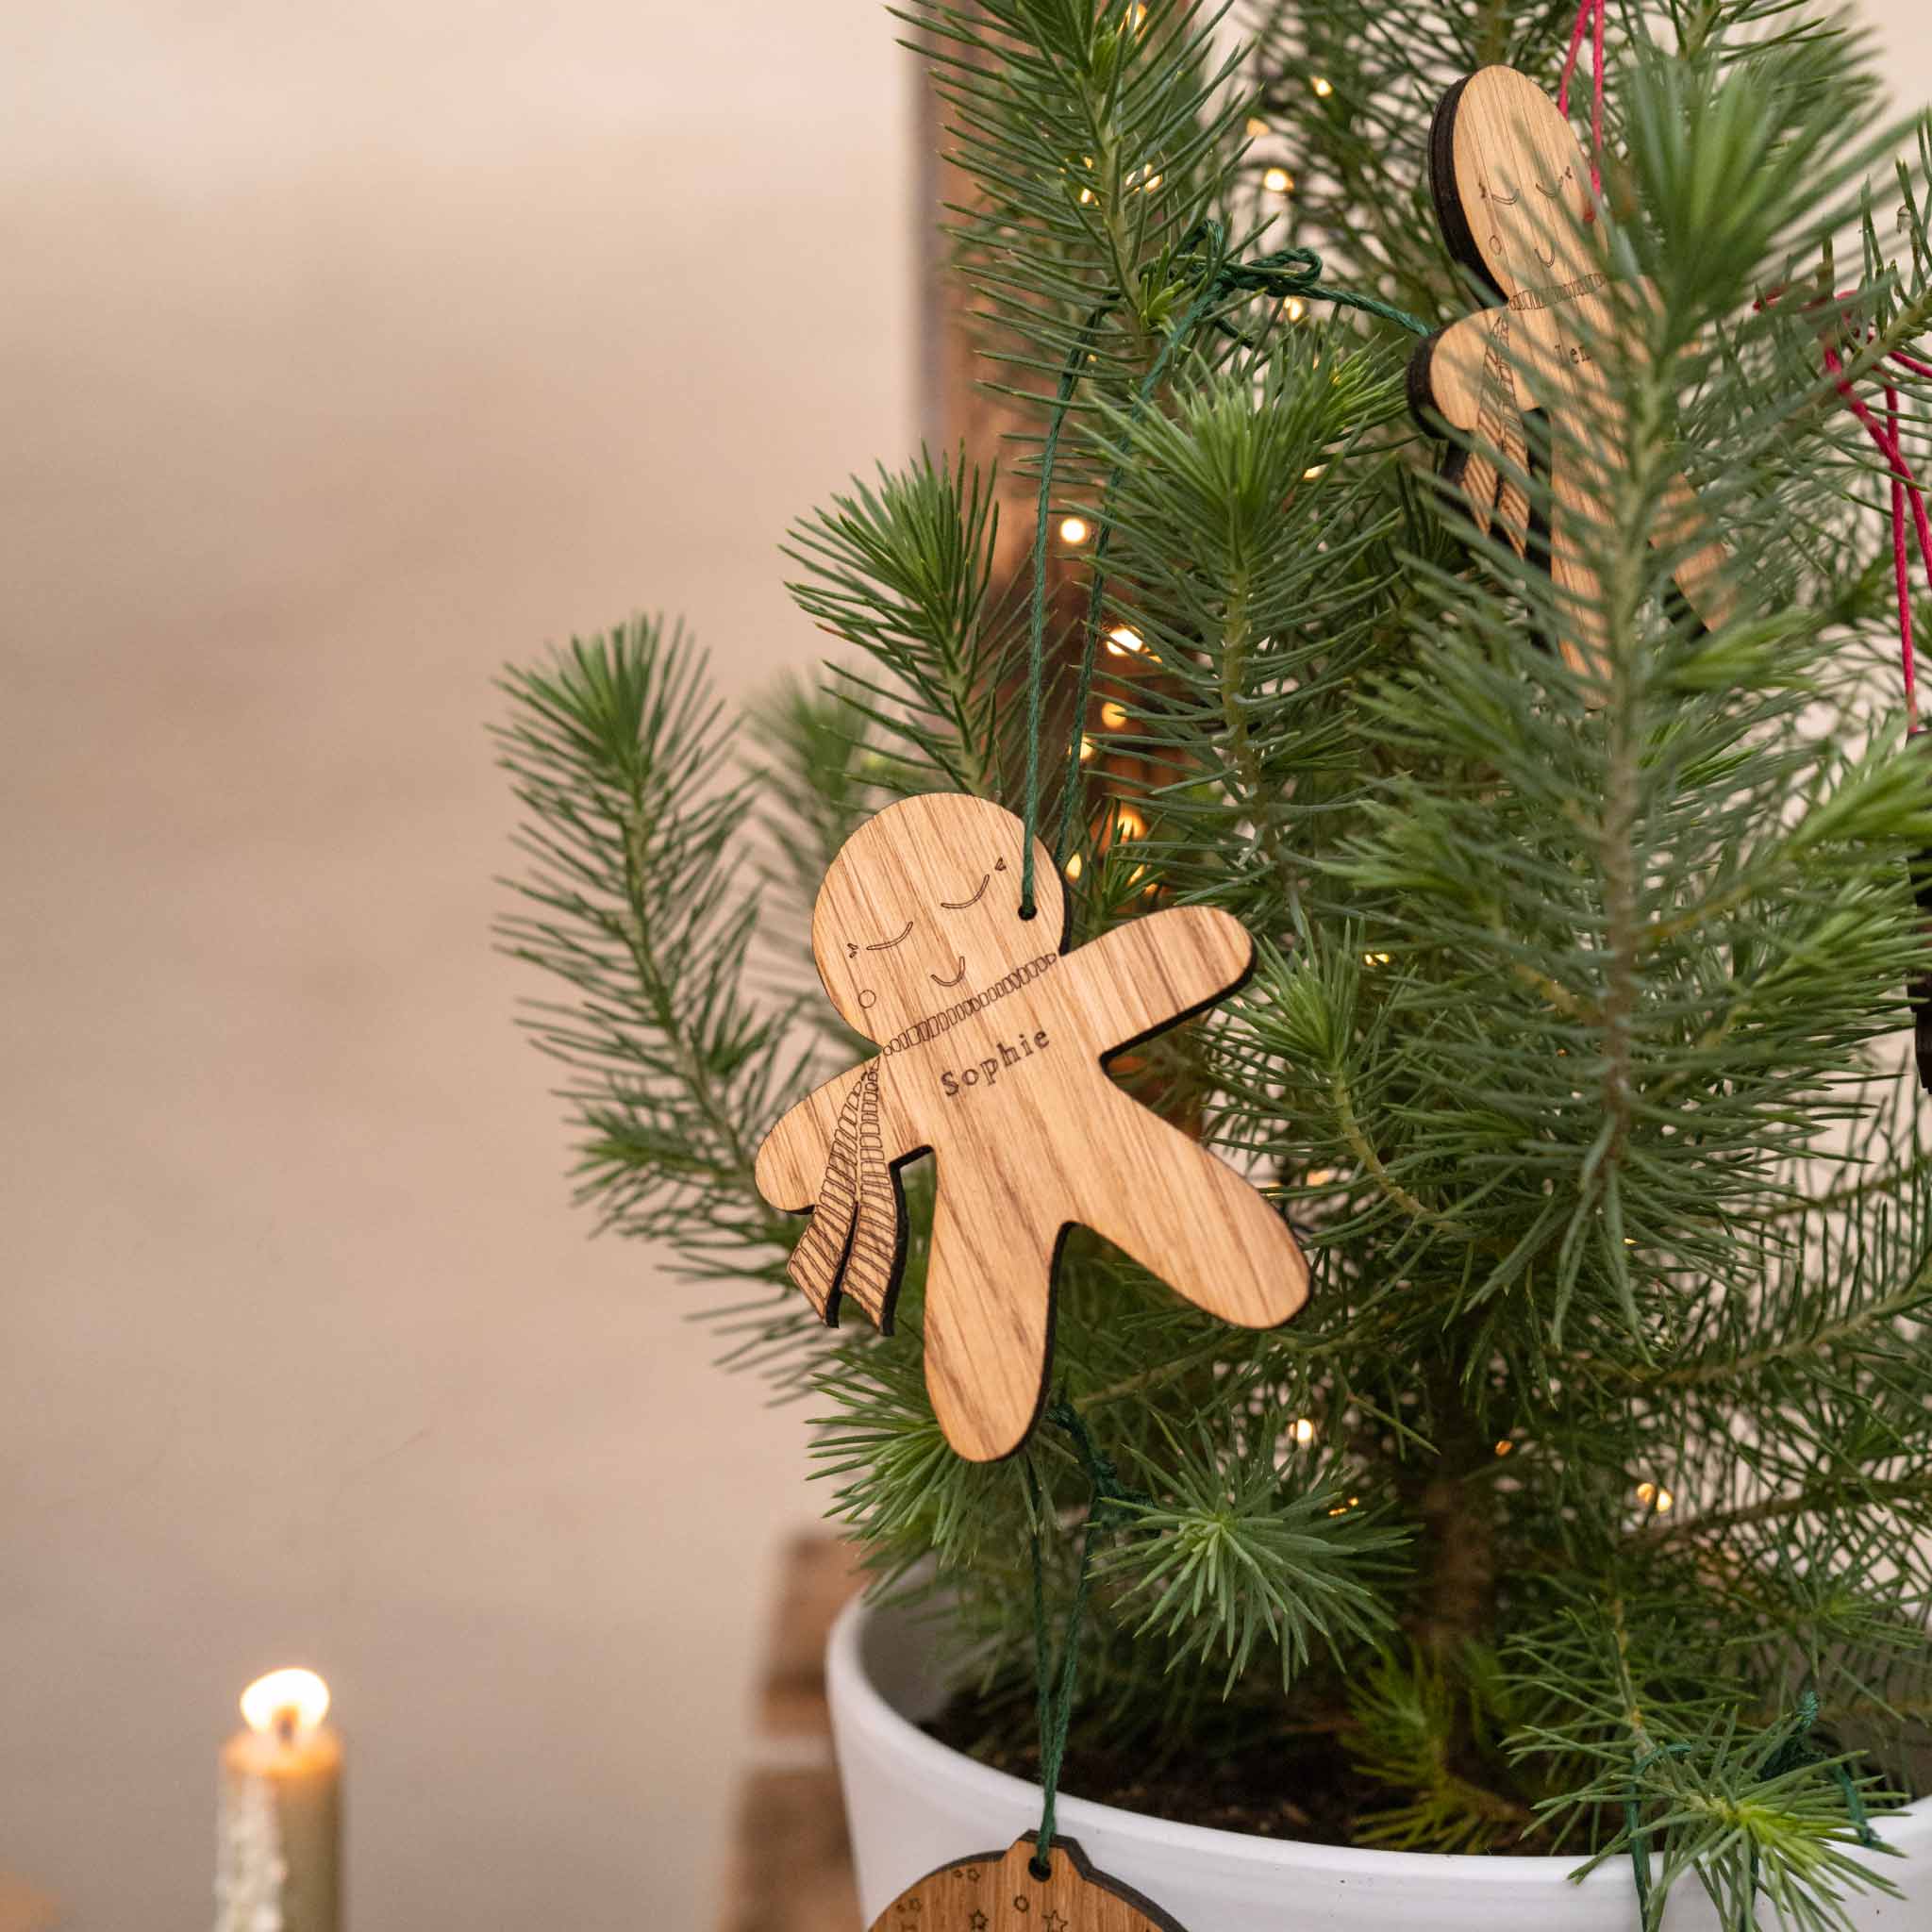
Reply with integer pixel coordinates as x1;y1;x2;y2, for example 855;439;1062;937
495;619;818;1355
1100;1417;1408;1691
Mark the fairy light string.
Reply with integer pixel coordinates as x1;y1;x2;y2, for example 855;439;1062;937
1017;222;1428;914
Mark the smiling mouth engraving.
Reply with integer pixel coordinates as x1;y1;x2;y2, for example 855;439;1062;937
930;957;968;989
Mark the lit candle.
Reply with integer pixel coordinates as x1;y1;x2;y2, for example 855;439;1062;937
216;1668;341;1932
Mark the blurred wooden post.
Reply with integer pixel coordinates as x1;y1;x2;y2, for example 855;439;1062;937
915;8;1039;586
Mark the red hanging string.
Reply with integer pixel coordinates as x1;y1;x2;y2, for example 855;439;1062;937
1557;0;1607;205
1756;286;1928;734
1821;324;1929;735
1555;11;1924;733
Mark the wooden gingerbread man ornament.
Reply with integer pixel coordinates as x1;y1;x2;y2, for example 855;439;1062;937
1408;64;1734;676
754;792;1308;1463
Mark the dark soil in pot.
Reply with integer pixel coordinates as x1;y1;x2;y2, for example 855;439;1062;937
923;1686;1557;1850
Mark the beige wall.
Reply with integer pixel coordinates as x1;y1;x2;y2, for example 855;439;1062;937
5;4;1932;1929
0;3;909;1927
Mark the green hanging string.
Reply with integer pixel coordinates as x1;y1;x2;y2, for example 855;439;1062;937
1024;1399;1141;1876
1022;301;1116;918
1624;1696;1881;1926
1016;228;1430;913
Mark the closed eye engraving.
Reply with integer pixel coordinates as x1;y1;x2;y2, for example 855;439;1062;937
1491;184;1520;206
865;921;914;952
1533;176;1561;197
938;874;990;910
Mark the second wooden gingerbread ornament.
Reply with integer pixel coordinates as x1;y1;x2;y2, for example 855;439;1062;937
1408;61;1734;676
754;792;1308;1463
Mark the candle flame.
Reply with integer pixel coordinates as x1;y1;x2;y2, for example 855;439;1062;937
242;1668;330;1738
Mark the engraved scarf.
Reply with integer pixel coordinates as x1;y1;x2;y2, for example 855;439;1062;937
786;953;1058;1322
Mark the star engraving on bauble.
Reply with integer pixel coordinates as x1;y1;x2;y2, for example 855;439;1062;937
1042;1910;1071;1932
967;1914;989;1932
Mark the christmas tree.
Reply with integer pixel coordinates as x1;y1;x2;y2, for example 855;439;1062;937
498;2;1932;1923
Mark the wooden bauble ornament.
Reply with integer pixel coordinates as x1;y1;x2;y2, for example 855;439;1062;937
753;792;1308;1463
1407;63;1734;677
868;1835;1191;1932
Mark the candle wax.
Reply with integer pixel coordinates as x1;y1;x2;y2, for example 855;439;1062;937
216;1724;341;1932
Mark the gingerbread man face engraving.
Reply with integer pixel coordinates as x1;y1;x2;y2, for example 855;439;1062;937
1437;64;1595;303
809;794;1063;1043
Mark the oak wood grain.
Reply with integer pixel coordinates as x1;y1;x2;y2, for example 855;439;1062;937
869;1835;1191;1932
755;793;1309;1463
1410;63;1734;678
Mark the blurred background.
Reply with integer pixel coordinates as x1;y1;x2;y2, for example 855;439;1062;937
0;2;1925;1927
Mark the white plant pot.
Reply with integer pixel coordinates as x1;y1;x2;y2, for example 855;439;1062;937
827;1592;1932;1930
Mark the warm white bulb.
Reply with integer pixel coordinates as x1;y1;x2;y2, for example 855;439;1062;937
1106;625;1144;657
241;1669;330;1738
1263;166;1293;195
1292;1417;1316;1445
1114;808;1146;840
1283;295;1307;322
1245;116;1271;138
1064;853;1084;880
1059;515;1091;545
1099;700;1128;729
1312;75;1334;98
1078;735;1096;762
